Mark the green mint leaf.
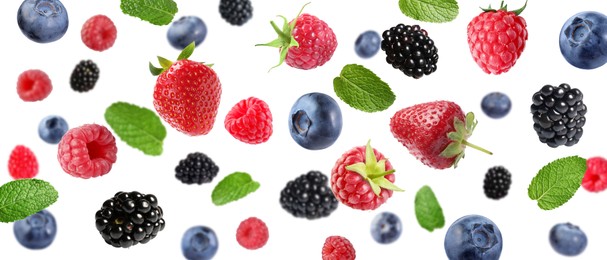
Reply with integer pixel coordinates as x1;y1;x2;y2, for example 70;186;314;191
333;64;395;113
528;156;587;210
399;0;459;23
0;179;58;223
414;185;445;232
120;0;178;26
104;102;167;156
212;172;260;206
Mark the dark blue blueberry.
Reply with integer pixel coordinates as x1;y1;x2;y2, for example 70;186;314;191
167;16;208;50
370;212;402;244
38;115;68;144
182;226;218;260
17;0;69;43
444;215;502;260
13;210;57;249
481;92;511;119
549;222;587;256
355;30;381;58
559;11;607;69
288;92;342;150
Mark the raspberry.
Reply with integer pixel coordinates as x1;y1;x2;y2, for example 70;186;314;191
8;145;38;179
236;217;269;250
483;166;512;200
279;171;339;220
224;97;273;144
219;0;253;26
57;124;117;179
322;236;356;260
582;157;607;192
81;15;117;52
70;60;100;92
16;69;52;102
381;24;438;79
174;152;219;185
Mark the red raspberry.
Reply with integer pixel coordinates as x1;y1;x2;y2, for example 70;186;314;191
582;157;607;192
236;217;269;250
16;69;52;102
57;124;117;179
224;97;273;144
322;236;356;260
8;145;38;179
81;15;117;52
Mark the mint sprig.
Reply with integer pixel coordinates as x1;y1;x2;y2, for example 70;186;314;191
212;172;260;206
399;0;459;23
528;156;587;210
333;64;395;113
414;185;445;232
0;179;58;223
120;0;178;26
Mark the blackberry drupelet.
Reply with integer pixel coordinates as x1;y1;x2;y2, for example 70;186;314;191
95;191;165;248
70;60;99;92
175;152;219;185
280;170;338;220
531;83;586;148
219;0;253;26
483;166;512;200
381;24;438;79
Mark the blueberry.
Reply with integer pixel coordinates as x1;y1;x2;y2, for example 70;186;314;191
167;16;208;50
13;210;57;249
38;115;68;144
355;30;381;58
370;212;402;244
549;222;587;256
17;0;69;43
288;92;343;150
182;226;218;260
444;215;502;260
481;92;511;119
559;11;607;69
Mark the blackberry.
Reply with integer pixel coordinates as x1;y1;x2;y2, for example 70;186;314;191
279;170;338;220
483;166;512;200
95;191;165;248
70;60;99;92
381;24;438;79
531;83;586;148
219;0;253;26
175;152;219;185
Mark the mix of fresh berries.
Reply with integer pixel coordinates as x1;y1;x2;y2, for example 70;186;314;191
381;24;438;79
38;115;69;144
370;212;402;244
57;123;117;178
559;11;607;70
236;217;269;250
355;30;381;58
481;92;512;119
225;97;273;144
70;60;99;92
582;156;607;192
219;0;253;26
279;170;339;220
17;69;53;102
81;14;117;52
483;166;512;200
531;83;586;148
174;152;219;185
444;215;503;260
8;145;39;179
17;0;69;43
13;210;57;249
181;226;219;260
322;236;356;260
288;92;343;150
167;16;207;49
549;223;587;256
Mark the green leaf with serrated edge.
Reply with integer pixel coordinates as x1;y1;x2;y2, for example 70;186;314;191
0;179;58;223
104;102;167;156
333;64;395;113
399;0;459;23
120;0;177;26
528;156;587;210
212;172;260;206
414;185;445;232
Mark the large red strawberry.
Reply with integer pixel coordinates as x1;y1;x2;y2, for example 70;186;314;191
331;140;403;211
467;1;528;75
150;42;222;136
256;3;337;70
389;101;492;169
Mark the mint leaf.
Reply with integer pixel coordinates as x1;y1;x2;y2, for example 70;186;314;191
399;0;459;23
333;64;395;112
528;156;587;210
212;172;260;206
414;185;445;232
104;102;167;156
0;179;58;223
120;0;178;26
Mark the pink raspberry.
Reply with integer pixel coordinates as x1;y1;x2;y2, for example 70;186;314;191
236;217;269;250
8;145;39;179
224;97;273;144
57;124;117;179
17;69;53;102
322;236;356;260
582;156;607;192
81;15;117;52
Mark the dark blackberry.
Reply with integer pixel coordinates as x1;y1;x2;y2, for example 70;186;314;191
483;166;512;200
95;191;165;248
219;0;253;26
279;170;338;220
175;152;219;185
380;24;438;79
70;60;99;92
531;83;586;148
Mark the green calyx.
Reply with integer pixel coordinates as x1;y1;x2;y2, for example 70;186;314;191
345;140;404;197
439;112;493;168
149;41;210;76
480;0;527;15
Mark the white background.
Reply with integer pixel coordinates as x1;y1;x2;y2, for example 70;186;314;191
1;0;606;259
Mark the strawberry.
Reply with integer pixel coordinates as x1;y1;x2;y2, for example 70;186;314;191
331;140;403;211
582;157;607;193
389;101;492;169
256;3;337;70
150;42;222;136
467;1;528;75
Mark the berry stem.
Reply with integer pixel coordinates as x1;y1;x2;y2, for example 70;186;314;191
462;140;493;155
